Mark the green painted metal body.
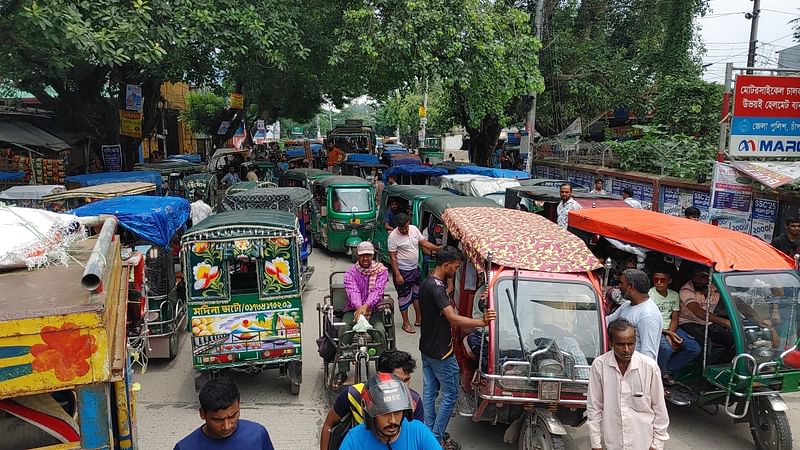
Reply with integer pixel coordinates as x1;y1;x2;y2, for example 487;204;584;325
309;176;377;254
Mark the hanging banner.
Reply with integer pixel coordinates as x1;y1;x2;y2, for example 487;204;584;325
101;144;123;172
217;121;230;135
119;110;142;138
709;161;753;232
730;160;800;189
729;74;800;157
125;84;143;112
750;198;778;242
229;93;244;110
661;186;681;217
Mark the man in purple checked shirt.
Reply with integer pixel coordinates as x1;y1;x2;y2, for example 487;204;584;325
333;241;390;389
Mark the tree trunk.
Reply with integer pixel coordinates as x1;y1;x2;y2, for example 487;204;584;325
465;115;502;167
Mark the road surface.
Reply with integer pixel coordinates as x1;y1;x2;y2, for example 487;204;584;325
135;248;800;449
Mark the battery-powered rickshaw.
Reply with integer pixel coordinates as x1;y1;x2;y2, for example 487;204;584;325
440;207;606;450
439;174;520;205
504;185;627;222
42;182;157;211
239;161;280;183
181;210;305;394
65;171;164;196
222;187;315;289
0;184;65;210
309;176;377;261
184;173;220;210
134;160;204;197
569;207;800;450
72;195;191;360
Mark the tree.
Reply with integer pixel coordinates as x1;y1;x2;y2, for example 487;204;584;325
333;0;543;166
0;0;308;168
375;84;452;140
653;76;722;143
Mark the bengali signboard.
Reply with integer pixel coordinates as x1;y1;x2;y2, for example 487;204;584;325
533;164;562;180
750;198;778;243
101;144;122;172
611;179;654;210
229;92;244;110
567;170;594;190
125;84;142;112
729;74;800;157
709;161;753;233
692;192;711;222
119;110;142;138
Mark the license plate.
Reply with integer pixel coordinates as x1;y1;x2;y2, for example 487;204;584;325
350;218;361;225
539;381;560;401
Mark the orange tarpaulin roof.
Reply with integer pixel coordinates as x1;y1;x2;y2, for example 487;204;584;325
568;208;794;272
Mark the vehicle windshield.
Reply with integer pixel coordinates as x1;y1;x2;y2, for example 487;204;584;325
721;271;800;353
494;278;602;379
332;188;372;213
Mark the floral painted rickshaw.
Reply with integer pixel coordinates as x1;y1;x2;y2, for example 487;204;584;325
181;209;305;393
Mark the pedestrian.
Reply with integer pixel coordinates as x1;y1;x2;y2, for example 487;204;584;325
221;165;240;187
592;178;607;195
605;269;662;361
556;183;581;229
771;216;800;255
683;206;701;221
622;188;644;209
419;246;495;449
174;377;274;449
339;374;440;450
388;213;440;334
587;319;669;450
190;191;213;227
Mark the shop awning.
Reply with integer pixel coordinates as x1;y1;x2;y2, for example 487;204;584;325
730;161;800;189
0;120;70;151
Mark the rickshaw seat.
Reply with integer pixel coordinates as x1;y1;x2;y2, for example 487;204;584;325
331;283;348;313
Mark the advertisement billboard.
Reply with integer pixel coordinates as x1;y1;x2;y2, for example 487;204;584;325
729;74;800;157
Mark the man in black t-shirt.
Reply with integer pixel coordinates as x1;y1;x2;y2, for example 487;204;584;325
771;217;800;255
419;246;496;449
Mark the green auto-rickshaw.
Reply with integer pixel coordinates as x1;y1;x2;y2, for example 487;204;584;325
182;209;305;394
278;168;333;190
373;184;455;264
310;175;377;261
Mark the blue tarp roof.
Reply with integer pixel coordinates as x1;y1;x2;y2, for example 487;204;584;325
346;154;380;164
383;165;448;183
168;154;202;163
71;195;190;247
285;146;321;158
0;171;24;182
66;171;164;195
455;166;530;179
382;148;409;155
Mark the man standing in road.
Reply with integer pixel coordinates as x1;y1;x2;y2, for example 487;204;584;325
389;213;440;334
556;183;581;229
605;269;662;361
190;191;213;227
771;216;800;255
174;377;274;450
419;246;495;449
587;319;669;450
622;187;644;209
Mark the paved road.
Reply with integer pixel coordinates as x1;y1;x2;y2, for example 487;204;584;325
135;249;800;449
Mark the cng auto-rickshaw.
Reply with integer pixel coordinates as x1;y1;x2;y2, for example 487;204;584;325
440;207;607;449
222;187;315;289
181;210;305;394
278;168;333;190
309;176;377;261
72;195;191;360
569;207;800;450
373;184;455;264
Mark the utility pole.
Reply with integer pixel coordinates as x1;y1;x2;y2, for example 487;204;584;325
745;0;761;74
419;79;429;148
524;0;544;175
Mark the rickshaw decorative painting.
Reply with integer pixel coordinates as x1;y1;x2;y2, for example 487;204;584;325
188;241;228;301
260;237;297;297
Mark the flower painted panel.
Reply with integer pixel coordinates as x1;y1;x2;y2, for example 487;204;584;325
260;237;299;298
187;241;228;301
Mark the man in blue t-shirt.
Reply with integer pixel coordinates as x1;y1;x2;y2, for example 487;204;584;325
339;373;441;450
174;377;274;450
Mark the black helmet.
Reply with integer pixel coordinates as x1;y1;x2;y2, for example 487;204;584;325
362;373;413;431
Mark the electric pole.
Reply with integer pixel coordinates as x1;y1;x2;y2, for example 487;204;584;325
524;0;544;175
745;0;761;74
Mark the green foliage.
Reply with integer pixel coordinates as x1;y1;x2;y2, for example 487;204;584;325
653;75;723;142
610;126;715;181
374;84;452;137
182;91;227;136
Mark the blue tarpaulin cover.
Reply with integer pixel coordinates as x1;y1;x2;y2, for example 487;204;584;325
71;195;190;247
383;165;448;183
66;171;164;195
285;146;321;158
0;171;25;182
455;166;530;180
345;154;379;164
168;154;202;163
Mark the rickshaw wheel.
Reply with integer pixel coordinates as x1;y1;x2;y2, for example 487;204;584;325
167;330;179;360
749;398;792;450
518;414;565;450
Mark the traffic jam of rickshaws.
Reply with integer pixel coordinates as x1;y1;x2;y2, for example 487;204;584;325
2;138;800;450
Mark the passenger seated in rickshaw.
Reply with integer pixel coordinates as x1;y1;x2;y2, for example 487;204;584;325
334;242;390;388
384;199;400;231
463;282;489;370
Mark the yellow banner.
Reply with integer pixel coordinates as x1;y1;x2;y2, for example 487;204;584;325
119;110;142;138
229;92;244;110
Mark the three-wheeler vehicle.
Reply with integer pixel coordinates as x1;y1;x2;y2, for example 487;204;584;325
181;209;305;394
184;172;221;209
278;168;333;190
134;159;204;197
73;195;191;360
207;147;250;173
439;207;606;450
310;176;377;261
569;207;800;450
317;272;396;390
42;181;157;210
65;170;164;196
0;216;138;449
373;184;455;263
504;185;627;221
418;136;444;164
0;184;65;210
382;164;448;186
222;187;315;288
239;160;281;183
439;174;521;205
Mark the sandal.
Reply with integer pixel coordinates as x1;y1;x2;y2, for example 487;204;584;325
331;372;347;391
441;433;461;450
402;324;416;334
414;322;422;327
662;373;675;387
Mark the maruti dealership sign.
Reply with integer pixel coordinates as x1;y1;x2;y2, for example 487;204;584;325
729;74;800;157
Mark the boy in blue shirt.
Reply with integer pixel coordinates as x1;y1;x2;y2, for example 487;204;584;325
174;377;274;450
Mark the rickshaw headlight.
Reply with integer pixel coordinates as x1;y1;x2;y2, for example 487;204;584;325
330;221;346;231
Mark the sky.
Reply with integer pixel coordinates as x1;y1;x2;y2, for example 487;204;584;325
698;0;799;83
